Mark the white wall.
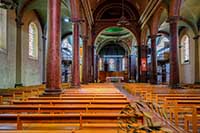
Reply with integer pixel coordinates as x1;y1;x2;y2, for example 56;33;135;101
0;10;43;88
21;11;43;86
0;10;16;88
179;28;195;84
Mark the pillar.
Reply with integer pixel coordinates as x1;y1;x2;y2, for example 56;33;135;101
44;0;62;95
71;21;80;87
42;34;47;84
15;16;23;87
87;45;92;83
168;16;180;88
140;45;148;82
81;36;88;84
150;35;157;84
194;35;200;84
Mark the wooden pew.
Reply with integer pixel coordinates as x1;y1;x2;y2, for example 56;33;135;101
12;100;129;105
184;106;200;133
0;113;143;130
155;94;200;105
0;93;15;104
0;96;2;104
0;104;127;114
28;96;127;100
60;94;125;97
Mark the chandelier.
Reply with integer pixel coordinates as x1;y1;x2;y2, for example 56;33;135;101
117;0;130;26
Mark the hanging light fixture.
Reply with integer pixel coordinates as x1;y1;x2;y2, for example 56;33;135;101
117;0;130;26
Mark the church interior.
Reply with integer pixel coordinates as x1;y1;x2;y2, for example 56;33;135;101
0;0;200;132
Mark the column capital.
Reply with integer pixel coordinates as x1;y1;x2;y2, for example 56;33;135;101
193;35;200;40
15;16;24;27
80;35;89;41
149;35;158;40
71;18;84;23
166;16;180;24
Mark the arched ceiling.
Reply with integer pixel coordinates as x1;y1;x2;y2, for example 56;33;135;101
1;0;200;40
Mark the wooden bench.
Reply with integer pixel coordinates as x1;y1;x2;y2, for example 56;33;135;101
0;104;127;113
155;94;200;105
12;99;129;105
0;96;2;104
60;94;125;97
28;96;127;100
0;113;143;130
184;106;200;133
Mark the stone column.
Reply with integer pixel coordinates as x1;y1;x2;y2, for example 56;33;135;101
193;35;200;84
44;0;62;95
150;35;157;84
168;17;180;88
81;36;88;84
71;21;80;87
15;16;23;87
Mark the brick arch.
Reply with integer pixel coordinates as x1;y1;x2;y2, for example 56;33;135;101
92;24;140;46
141;24;150;45
150;3;168;35
93;0;139;20
169;0;182;17
96;39;131;56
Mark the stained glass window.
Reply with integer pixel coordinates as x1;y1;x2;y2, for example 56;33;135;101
28;22;38;59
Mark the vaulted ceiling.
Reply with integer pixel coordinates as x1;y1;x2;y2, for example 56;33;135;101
1;0;200;40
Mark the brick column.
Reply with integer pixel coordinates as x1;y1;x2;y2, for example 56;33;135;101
168;16;180;88
44;0;62;95
15;16;23;87
150;35;157;84
81;36;88;84
193;35;200;84
71;21;80;87
87;45;93;83
140;45;148;82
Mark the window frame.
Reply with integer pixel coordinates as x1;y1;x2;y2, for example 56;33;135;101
28;22;38;60
180;34;190;64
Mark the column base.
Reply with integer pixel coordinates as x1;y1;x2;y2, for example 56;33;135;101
195;81;200;84
15;83;23;88
169;84;182;89
71;85;80;89
41;88;62;96
81;82;88;85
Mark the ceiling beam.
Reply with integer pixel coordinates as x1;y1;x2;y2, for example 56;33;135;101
139;0;162;29
80;0;94;29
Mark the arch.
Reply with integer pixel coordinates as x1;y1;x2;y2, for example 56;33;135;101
141;24;150;45
93;0;139;20
150;3;168;35
93;25;140;47
96;39;131;56
169;0;182;17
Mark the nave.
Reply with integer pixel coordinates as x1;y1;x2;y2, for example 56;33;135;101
1;83;200;133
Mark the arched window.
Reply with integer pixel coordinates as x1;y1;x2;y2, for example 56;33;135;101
28;22;38;59
181;35;190;64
